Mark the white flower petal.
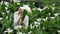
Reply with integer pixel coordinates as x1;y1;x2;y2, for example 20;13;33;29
19;32;22;34
5;28;13;33
4;31;8;33
36;18;41;21
28;31;32;34
32;8;36;10
5;7;8;10
2;12;4;15
53;4;55;6
50;17;55;19
6;11;9;13
43;6;48;10
0;1;3;5
42;18;46;21
23;5;31;13
37;8;43;12
19;7;25;10
0;17;3;20
52;7;55;11
17;3;20;5
13;0;21;3
34;21;38;25
54;13;59;16
57;30;60;33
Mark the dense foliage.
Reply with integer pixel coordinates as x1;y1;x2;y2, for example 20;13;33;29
0;1;60;34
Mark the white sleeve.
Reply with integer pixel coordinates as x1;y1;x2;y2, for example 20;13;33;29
23;15;29;27
14;12;20;26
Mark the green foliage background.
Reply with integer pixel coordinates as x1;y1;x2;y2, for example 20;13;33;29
0;1;60;34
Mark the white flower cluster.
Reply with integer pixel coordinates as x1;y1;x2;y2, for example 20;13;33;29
4;1;9;7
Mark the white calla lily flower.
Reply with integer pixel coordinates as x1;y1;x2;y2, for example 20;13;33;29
57;30;60;33
4;1;9;7
0;17;3;20
28;31;32;34
32;8;36;10
52;7;55;11
5;7;8;10
50;17;55;19
4;28;13;33
0;1;3;5
34;21;38;25
36;18;41;21
54;13;59;16
43;6;48;10
23;5;31;12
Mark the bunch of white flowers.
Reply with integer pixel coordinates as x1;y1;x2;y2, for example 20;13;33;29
37;8;43;12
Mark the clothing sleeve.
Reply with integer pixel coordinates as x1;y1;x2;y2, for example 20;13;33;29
14;12;20;26
23;15;29;27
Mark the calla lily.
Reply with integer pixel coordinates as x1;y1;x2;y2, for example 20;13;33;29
0;17;3;21
4;28;13;33
4;1;9;7
23;5;31;13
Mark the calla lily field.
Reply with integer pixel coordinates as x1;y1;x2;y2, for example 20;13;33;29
0;1;60;34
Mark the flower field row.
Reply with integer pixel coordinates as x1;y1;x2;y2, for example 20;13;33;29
0;1;60;34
